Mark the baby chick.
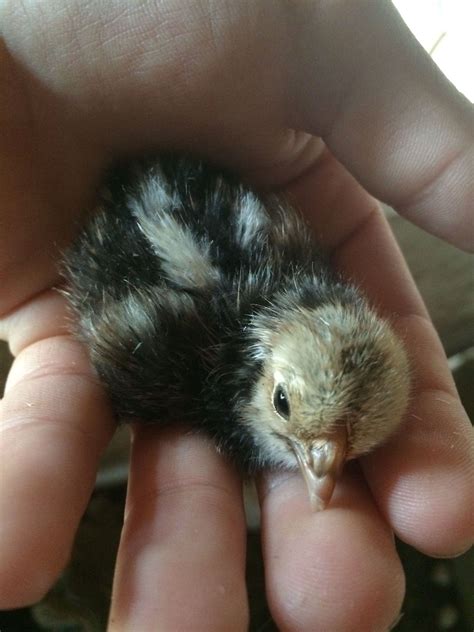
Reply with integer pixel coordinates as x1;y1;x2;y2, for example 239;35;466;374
63;156;410;510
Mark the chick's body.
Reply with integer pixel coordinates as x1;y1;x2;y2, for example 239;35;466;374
64;157;409;503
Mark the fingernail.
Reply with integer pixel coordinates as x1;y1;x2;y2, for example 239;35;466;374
430;542;473;559
387;611;404;630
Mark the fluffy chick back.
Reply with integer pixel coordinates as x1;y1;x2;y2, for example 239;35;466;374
61;158;321;436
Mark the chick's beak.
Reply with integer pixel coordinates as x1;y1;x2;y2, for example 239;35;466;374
290;425;348;511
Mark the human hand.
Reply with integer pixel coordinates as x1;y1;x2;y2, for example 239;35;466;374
0;2;472;630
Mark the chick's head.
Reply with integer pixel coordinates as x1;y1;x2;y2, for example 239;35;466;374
244;301;410;510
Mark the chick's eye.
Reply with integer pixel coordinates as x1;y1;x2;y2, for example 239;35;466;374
273;385;290;420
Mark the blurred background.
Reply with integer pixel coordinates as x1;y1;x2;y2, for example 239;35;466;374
0;1;472;630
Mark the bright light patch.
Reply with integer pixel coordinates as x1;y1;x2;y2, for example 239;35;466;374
393;0;474;102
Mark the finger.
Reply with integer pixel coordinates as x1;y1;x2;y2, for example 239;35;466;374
258;465;404;632
288;0;474;249
0;292;114;608
330;197;474;557
0;290;69;352
363;321;474;557
109;426;248;632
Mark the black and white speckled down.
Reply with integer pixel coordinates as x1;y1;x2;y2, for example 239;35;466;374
62;156;408;474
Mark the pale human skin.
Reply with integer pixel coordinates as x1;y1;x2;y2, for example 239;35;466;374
0;1;473;630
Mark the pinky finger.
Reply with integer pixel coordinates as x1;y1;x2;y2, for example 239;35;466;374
0;294;114;608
